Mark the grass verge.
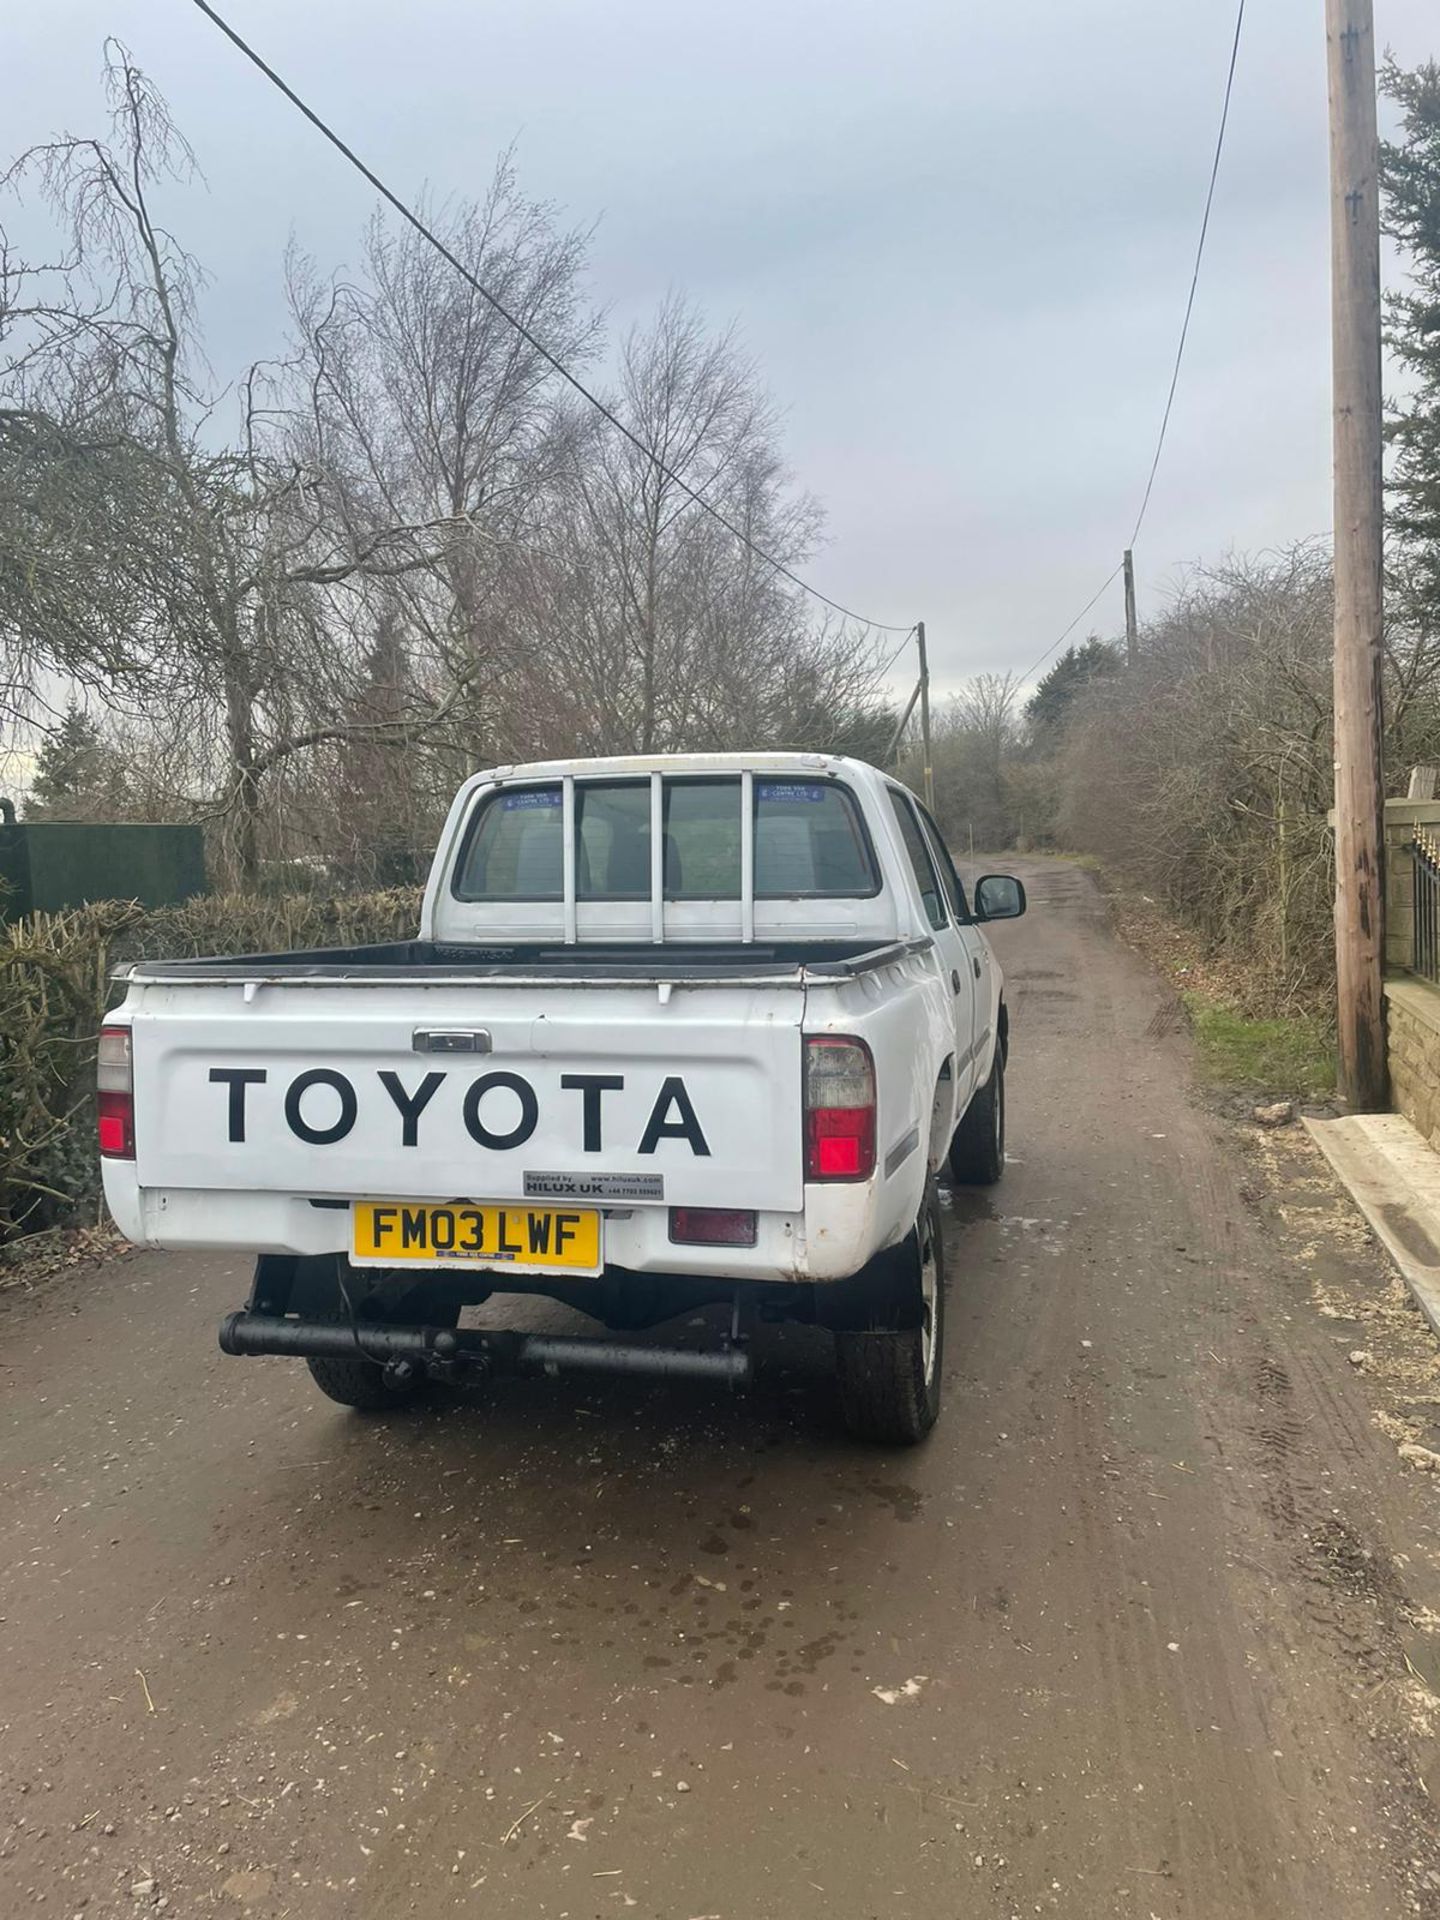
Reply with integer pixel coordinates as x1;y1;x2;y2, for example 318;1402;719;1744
1093;865;1337;1103
1182;993;1337;1101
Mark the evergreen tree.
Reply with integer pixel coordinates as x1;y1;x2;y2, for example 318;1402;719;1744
26;704;119;819
1024;638;1120;736
1381;59;1440;631
332;619;423;887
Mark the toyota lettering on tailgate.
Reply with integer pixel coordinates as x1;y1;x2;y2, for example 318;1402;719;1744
205;1066;711;1156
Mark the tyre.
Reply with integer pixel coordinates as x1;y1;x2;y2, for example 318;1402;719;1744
305;1287;460;1411
306;1352;426;1411
835;1180;946;1445
948;1046;1005;1186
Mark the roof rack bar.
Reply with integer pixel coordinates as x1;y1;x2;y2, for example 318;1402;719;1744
562;775;577;944
650;771;665;944
740;769;755;945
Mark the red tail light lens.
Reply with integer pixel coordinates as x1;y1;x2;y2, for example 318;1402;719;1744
97;1091;134;1159
804;1035;876;1182
669;1207;758;1247
97;1026;135;1160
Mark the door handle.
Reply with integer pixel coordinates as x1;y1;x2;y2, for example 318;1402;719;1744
950;968;961;993
972;956;982;979
413;1028;493;1054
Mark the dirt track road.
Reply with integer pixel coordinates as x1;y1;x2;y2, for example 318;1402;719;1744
5;860;1440;1919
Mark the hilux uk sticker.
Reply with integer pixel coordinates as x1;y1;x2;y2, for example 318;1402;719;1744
524;1171;665;1201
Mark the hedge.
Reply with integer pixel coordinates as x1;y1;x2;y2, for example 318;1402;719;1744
0;888;422;1243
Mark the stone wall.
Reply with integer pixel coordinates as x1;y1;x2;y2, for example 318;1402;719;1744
1381;802;1440;1132
1386;979;1440;1148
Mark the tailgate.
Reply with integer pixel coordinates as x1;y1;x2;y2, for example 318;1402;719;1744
128;980;806;1214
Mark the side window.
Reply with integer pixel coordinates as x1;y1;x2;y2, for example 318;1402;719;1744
917;805;969;921
887;790;948;932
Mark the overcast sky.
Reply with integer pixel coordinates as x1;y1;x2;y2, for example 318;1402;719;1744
6;0;1437;700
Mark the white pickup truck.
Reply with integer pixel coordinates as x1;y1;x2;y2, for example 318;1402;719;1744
99;754;1024;1443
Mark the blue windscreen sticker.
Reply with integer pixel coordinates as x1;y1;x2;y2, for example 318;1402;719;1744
756;781;827;803
502;789;562;810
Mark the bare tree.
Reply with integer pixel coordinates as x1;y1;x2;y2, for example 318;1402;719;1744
902;672;1021;850
0;48;490;881
1057;547;1338;1001
530;296;843;754
285;161;600;790
0;50;892;881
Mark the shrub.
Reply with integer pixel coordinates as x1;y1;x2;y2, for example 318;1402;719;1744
0;889;420;1242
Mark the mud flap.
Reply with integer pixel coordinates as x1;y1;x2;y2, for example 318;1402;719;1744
811;1228;925;1334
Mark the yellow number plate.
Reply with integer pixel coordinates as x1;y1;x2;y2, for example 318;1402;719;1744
351;1202;602;1274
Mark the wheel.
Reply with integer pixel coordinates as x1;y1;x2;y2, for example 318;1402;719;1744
306;1352;425;1411
949;1047;1005;1186
835;1180;946;1445
304;1286;458;1411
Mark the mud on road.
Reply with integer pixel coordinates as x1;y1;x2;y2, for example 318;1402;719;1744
4;860;1440;1919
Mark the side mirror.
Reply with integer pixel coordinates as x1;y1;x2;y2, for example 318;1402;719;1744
974;873;1026;922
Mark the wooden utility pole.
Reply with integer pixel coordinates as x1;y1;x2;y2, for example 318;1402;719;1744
884;678;922;764
1122;550;1139;666
916;620;935;810
1327;0;1387;1110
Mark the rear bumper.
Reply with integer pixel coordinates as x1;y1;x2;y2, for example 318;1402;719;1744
101;1173;916;1285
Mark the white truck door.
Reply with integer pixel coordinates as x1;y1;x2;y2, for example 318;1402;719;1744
916;805;994;1091
885;788;977;1108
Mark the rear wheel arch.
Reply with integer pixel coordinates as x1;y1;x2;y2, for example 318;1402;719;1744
813;1196;928;1335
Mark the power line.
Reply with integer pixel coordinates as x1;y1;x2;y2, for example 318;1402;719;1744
872;624;920;686
1015;564;1124;689
186;0;916;636
1017;0;1245;689
1129;0;1246;548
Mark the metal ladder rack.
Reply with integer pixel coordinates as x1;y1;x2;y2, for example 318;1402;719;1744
558;768;758;947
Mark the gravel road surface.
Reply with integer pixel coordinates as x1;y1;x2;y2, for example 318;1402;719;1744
5;860;1440;1919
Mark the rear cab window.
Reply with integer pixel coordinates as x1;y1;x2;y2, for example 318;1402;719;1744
458;787;564;900
453;775;879;902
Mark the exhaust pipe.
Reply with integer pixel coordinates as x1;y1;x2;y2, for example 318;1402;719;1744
218;1312;750;1386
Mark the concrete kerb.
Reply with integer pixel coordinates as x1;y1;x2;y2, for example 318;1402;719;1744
1305;1111;1440;1339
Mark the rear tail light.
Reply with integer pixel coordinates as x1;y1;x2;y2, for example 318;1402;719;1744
669;1207;758;1247
804;1035;876;1181
97;1026;135;1160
